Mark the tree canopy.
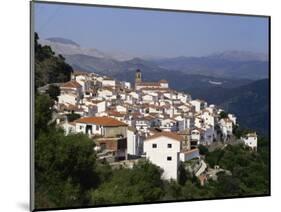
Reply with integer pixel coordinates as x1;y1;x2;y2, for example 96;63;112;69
35;32;73;89
46;84;60;101
219;111;228;119
91;160;164;205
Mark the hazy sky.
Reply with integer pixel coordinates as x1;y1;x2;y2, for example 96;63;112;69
34;2;269;58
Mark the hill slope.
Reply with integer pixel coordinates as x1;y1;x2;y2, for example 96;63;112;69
151;52;269;80
190;79;269;136
35;34;73;89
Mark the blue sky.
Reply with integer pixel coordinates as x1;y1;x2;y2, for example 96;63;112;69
34;2;269;58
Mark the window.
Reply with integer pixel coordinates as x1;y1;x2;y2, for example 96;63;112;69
167;144;172;148
167;156;172;161
96;125;99;131
152;144;157;148
79;126;83;130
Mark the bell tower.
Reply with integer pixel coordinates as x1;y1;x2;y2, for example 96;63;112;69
135;69;142;84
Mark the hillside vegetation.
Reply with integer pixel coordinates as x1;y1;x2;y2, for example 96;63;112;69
35;33;73;89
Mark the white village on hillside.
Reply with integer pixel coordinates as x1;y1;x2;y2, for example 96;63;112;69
40;69;258;183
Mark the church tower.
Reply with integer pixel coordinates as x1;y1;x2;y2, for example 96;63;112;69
135;69;142;84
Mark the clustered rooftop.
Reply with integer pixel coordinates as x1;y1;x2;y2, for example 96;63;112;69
50;69;257;181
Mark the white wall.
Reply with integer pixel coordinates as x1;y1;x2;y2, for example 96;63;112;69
242;136;258;150
58;94;78;105
116;105;127;113
160;82;169;88
76;75;90;92
75;123;102;135
144;136;181;180
191;130;201;142
97;101;106;113
190;100;201;112
102;79;116;87
180;149;200;162
127;130;137;155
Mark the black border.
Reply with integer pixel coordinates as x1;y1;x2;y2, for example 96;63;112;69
30;1;271;211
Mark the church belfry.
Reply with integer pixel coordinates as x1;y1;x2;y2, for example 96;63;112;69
135;69;142;84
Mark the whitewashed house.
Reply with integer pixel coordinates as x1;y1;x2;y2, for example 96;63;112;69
98;88;116;100
102;77;116;87
142;94;156;104
177;92;191;103
144;132;182;180
160;118;178;132
121;81;131;89
241;132;258;151
228;114;237;125
190;99;207;112
58;80;83;106
75;116;127;137
135;118;151;133
220;118;233;140
75;74;91;92
201;110;215;127
159;79;169;88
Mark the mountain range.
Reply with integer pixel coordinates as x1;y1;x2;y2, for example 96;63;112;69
39;37;269;80
189;79;269;136
149;52;268;80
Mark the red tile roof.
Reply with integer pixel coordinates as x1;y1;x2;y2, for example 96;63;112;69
61;80;82;89
76;116;127;127
137;82;160;86
145;131;183;142
107;110;126;117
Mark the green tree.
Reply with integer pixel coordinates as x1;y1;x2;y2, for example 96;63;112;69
198;144;209;155
219;111;228;119
34;32;73;89
215;172;241;197
91;160;164;205
205;142;269;197
178;162;188;186
66;112;81;122
162;180;183;201
35;128;99;208
47;84;60;101
181;181;202;199
35;94;53;139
